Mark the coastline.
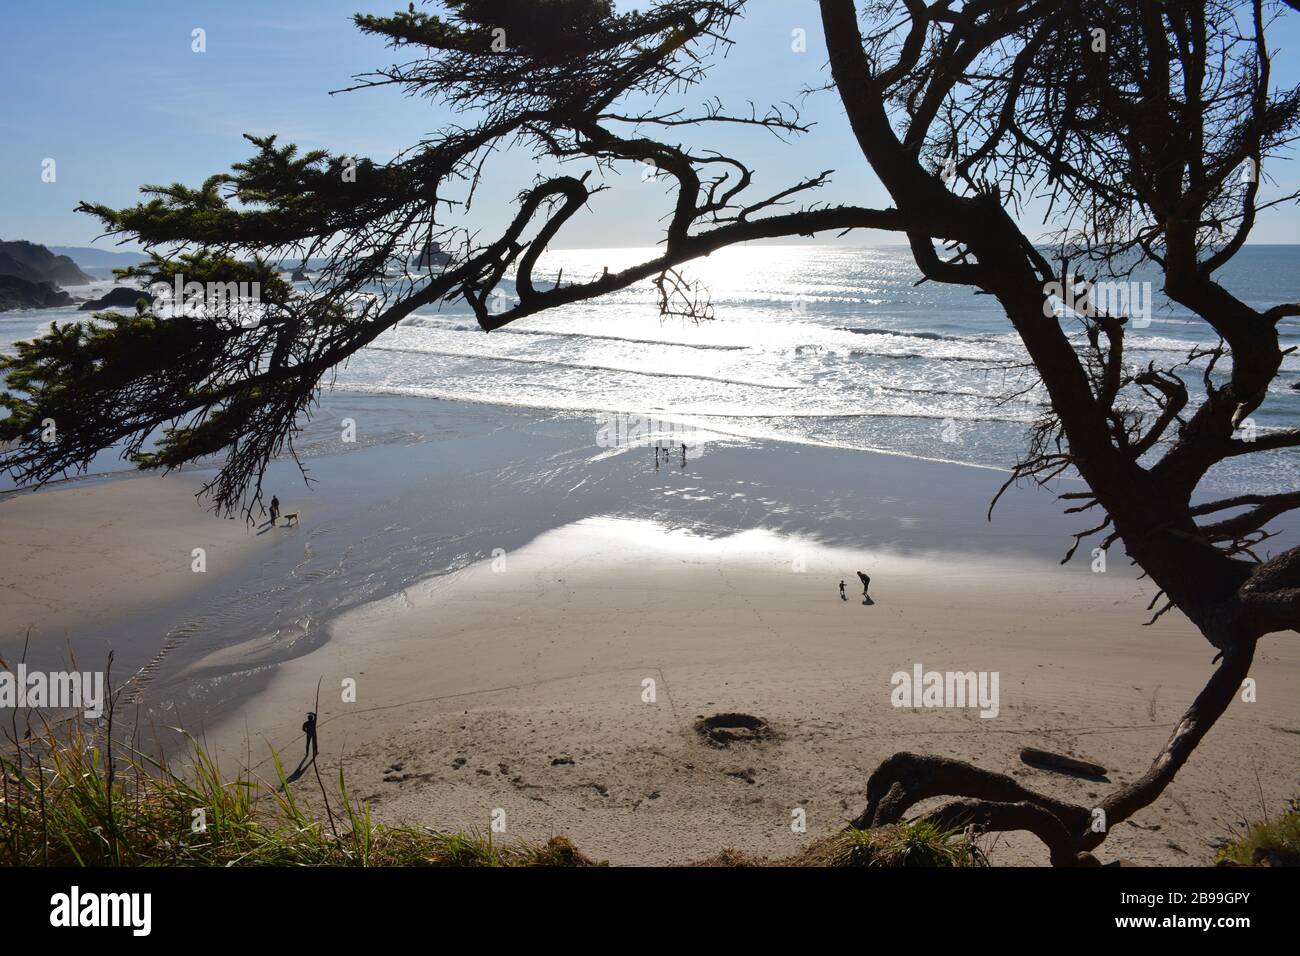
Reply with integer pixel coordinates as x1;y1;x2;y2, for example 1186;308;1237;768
2;392;1297;865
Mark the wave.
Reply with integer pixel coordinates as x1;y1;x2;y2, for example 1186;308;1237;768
400;312;1250;368
838;325;966;342
362;344;801;389
877;384;1047;405
836;326;1296;369
332;379;1037;425
402;315;1011;363
782;340;1014;363
399;317;749;351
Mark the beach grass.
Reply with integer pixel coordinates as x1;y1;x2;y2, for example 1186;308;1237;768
691;821;988;867
1216;797;1300;867
3;718;993;867
823;821;989;867
0;721;601;867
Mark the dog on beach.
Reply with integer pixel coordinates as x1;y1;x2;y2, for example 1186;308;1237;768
283;512;299;526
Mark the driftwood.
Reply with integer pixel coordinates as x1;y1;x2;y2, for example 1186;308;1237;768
1019;748;1107;779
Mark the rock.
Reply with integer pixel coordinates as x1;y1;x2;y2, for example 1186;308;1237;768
413;240;451;269
0;275;73;311
291;267;309;282
78;285;156;311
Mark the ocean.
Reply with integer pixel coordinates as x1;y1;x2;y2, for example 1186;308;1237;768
2;243;1297;492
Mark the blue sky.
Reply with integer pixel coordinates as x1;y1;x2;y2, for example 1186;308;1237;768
2;0;1298;250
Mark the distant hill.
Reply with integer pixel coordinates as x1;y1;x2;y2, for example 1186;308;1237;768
0;240;94;287
49;245;150;269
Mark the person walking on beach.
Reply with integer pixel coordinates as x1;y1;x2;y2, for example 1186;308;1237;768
839;579;846;601
269;495;280;526
302;711;318;763
281;710;320;786
680;442;687;467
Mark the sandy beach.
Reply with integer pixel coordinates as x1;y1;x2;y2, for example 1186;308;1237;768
189;516;1298;866
3;399;1294;866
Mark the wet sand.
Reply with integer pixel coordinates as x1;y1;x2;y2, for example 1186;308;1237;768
0;474;260;656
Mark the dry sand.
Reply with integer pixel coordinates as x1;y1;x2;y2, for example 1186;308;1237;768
191;516;1300;866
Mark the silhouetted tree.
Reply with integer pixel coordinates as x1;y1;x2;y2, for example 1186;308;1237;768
3;0;1299;863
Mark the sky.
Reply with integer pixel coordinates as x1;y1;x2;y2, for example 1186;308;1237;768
1;0;1298;252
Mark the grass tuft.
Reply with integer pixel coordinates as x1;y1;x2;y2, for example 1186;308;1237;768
1216;797;1300;867
825;821;989;867
0;721;600;867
